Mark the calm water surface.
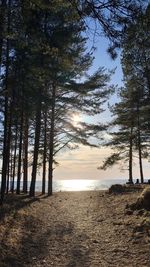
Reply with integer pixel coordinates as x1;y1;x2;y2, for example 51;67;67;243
34;179;126;192
1;179;131;192
4;178;149;192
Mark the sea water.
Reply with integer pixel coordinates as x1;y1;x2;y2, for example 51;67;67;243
9;179;127;192
51;179;126;192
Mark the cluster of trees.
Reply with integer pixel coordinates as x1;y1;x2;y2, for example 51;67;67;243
100;4;150;184
0;0;148;203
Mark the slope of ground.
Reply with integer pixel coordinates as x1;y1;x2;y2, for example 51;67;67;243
0;188;149;267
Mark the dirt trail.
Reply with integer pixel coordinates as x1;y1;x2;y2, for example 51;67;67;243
0;191;150;267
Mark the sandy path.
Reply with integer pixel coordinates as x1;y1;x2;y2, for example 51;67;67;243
0;191;150;267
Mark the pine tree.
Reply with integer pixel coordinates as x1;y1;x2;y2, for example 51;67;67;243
99;87;136;183
71;0;146;58
100;5;150;183
121;5;150;182
0;0;12;203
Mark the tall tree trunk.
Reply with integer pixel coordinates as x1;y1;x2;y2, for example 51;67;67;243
6;146;13;193
138;137;144;184
0;0;11;204
0;0;7;71
6;159;10;194
29;90;42;197
41;14;48;195
16;110;24;194
128;125;133;184
42;110;47;195
9;146;13;193
137;105;144;183
23;114;28;193
5;99;13;193
11;123;18;193
48;84;56;196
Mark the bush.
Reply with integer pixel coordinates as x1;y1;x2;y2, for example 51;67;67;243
136;187;150;210
109;184;125;194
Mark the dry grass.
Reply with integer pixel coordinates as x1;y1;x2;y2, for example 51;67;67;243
0;187;150;267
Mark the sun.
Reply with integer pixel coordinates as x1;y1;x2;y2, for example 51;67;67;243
73;114;80;122
72;113;81;127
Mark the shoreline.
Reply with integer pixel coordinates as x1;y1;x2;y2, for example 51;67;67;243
4;182;148;196
3;181;149;196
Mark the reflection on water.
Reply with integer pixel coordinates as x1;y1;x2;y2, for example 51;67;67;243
57;179;98;191
7;179;126;192
39;179;126;192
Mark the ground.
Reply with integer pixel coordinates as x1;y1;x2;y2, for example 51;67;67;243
0;189;150;267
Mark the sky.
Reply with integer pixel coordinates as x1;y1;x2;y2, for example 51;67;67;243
54;36;150;182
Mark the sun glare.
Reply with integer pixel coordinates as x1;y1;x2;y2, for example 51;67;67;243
72;113;81;127
62;179;92;191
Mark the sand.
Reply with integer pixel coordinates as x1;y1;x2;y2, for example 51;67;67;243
0;189;150;267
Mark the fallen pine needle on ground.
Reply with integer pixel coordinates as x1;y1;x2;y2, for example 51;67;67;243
0;188;150;267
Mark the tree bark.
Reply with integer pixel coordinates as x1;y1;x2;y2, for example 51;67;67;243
42;110;47;195
5;102;13;193
48;84;56;196
128;125;133;184
6;160;10;194
11;123;18;193
23;114;28;193
9;148;13;192
0;0;11;204
137;105;144;183
16;110;24;194
6;146;13;193
29;90;42;197
0;0;7;71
